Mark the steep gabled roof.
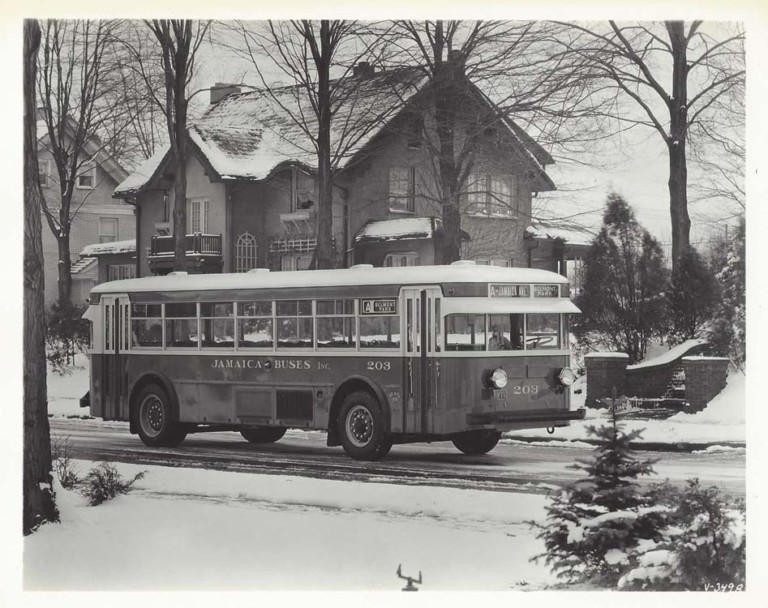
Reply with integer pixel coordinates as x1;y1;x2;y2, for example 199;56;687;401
115;67;555;197
37;114;129;184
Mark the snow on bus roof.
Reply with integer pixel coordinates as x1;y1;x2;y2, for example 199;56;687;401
91;264;569;295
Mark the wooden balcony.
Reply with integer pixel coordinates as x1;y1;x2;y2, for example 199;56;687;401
148;233;223;274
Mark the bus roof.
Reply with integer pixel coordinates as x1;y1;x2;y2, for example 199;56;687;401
91;264;569;296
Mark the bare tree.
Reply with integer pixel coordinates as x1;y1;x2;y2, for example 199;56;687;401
229;20;402;269
145;19;210;271
37;19;128;308
389;20;596;262
24;18;59;534
558;21;745;270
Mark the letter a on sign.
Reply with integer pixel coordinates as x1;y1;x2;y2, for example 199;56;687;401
364;301;373;313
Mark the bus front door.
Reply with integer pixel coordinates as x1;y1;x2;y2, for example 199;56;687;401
100;295;129;420
402;287;441;435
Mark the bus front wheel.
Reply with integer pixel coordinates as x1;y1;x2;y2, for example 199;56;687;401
241;427;287;444
452;430;502;455
337;391;392;461
135;384;187;448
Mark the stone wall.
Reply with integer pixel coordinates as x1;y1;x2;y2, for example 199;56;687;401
683;357;730;412
584;346;729;413
584;353;629;407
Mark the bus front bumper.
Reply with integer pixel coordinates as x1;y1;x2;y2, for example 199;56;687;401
466;407;586;426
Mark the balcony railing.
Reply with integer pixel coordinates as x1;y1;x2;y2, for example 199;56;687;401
149;233;222;257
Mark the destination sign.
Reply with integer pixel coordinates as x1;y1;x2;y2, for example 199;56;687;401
489;284;530;298
534;284;559;298
360;298;398;315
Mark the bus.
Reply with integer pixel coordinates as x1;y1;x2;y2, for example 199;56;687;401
82;262;585;461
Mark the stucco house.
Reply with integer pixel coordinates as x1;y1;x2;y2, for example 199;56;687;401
112;63;579;277
38;116;133;306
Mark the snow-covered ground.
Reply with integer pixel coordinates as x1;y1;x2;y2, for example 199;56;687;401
24;461;555;591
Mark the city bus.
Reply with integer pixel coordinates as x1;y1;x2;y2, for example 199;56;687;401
82;262;584;461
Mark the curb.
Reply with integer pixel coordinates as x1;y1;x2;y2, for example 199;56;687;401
505;436;746;453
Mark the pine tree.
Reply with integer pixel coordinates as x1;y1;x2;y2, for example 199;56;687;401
706;218;745;369
531;408;671;587
667;246;719;344
573;193;669;363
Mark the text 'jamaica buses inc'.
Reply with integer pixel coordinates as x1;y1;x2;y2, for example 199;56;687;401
211;359;311;370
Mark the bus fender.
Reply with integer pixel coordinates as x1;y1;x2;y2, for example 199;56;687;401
127;371;181;435
327;375;391;447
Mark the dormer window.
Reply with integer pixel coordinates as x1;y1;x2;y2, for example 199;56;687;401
39;160;50;188
77;166;96;190
291;168;316;212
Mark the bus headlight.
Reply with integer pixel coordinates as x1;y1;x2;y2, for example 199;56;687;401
489;368;508;389
558;368;577;386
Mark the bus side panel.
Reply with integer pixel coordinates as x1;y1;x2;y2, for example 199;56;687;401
435;355;570;434
124;354;405;430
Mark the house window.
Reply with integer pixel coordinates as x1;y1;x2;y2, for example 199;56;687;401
384;252;420;267
281;253;313;271
465;174;516;217
475;258;511;267
291;169;316;212
108;264;135;281
39;160;50;188
76;166;96;189
389;166;416;212
186;198;209;233
99;217;118;244
235;232;257;273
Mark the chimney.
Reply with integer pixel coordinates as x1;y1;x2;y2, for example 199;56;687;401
210;83;242;105
353;61;375;78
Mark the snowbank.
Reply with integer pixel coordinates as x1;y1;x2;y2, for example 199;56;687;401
24;461;554;591
47;354;92;418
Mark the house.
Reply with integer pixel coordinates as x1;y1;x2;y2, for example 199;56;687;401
112;63;579;278
38;117;133;306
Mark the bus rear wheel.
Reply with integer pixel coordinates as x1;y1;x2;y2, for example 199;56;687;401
452;430;502;455
337;391;392;461
135;384;187;448
241;427;287;444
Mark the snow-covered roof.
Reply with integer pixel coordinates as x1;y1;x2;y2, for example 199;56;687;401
113;147;169;196
526;220;596;246
115;67;555;197
79;239;136;257
354;217;436;243
92;263;569;296
627;339;708;370
70;257;98;275
584;352;630;359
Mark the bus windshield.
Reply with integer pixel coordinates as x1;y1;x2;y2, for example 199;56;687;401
445;313;560;351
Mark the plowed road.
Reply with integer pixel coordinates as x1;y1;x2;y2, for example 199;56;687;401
50;418;746;496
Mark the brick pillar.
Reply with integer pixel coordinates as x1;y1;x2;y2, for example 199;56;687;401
682;357;730;413
584;353;629;408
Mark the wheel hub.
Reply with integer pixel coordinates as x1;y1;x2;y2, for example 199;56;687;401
141;396;164;435
347;405;373;447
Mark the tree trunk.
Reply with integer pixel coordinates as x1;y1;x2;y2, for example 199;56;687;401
666;21;691;272
172;80;188;272
314;20;334;270
433;57;464;264
56;229;72;308
23;18;59;535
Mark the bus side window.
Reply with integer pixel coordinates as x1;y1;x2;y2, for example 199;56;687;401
200;302;234;349
360;316;400;349
131;304;162;348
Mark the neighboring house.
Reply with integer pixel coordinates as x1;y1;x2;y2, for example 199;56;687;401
113;64;579;277
38;117;133;307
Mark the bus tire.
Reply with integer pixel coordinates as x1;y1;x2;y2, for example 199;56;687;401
337;391;392;461
452;430;501;455
135;384;187;448
240;427;287;444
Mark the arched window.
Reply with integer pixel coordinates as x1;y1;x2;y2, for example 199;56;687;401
235;232;257;273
